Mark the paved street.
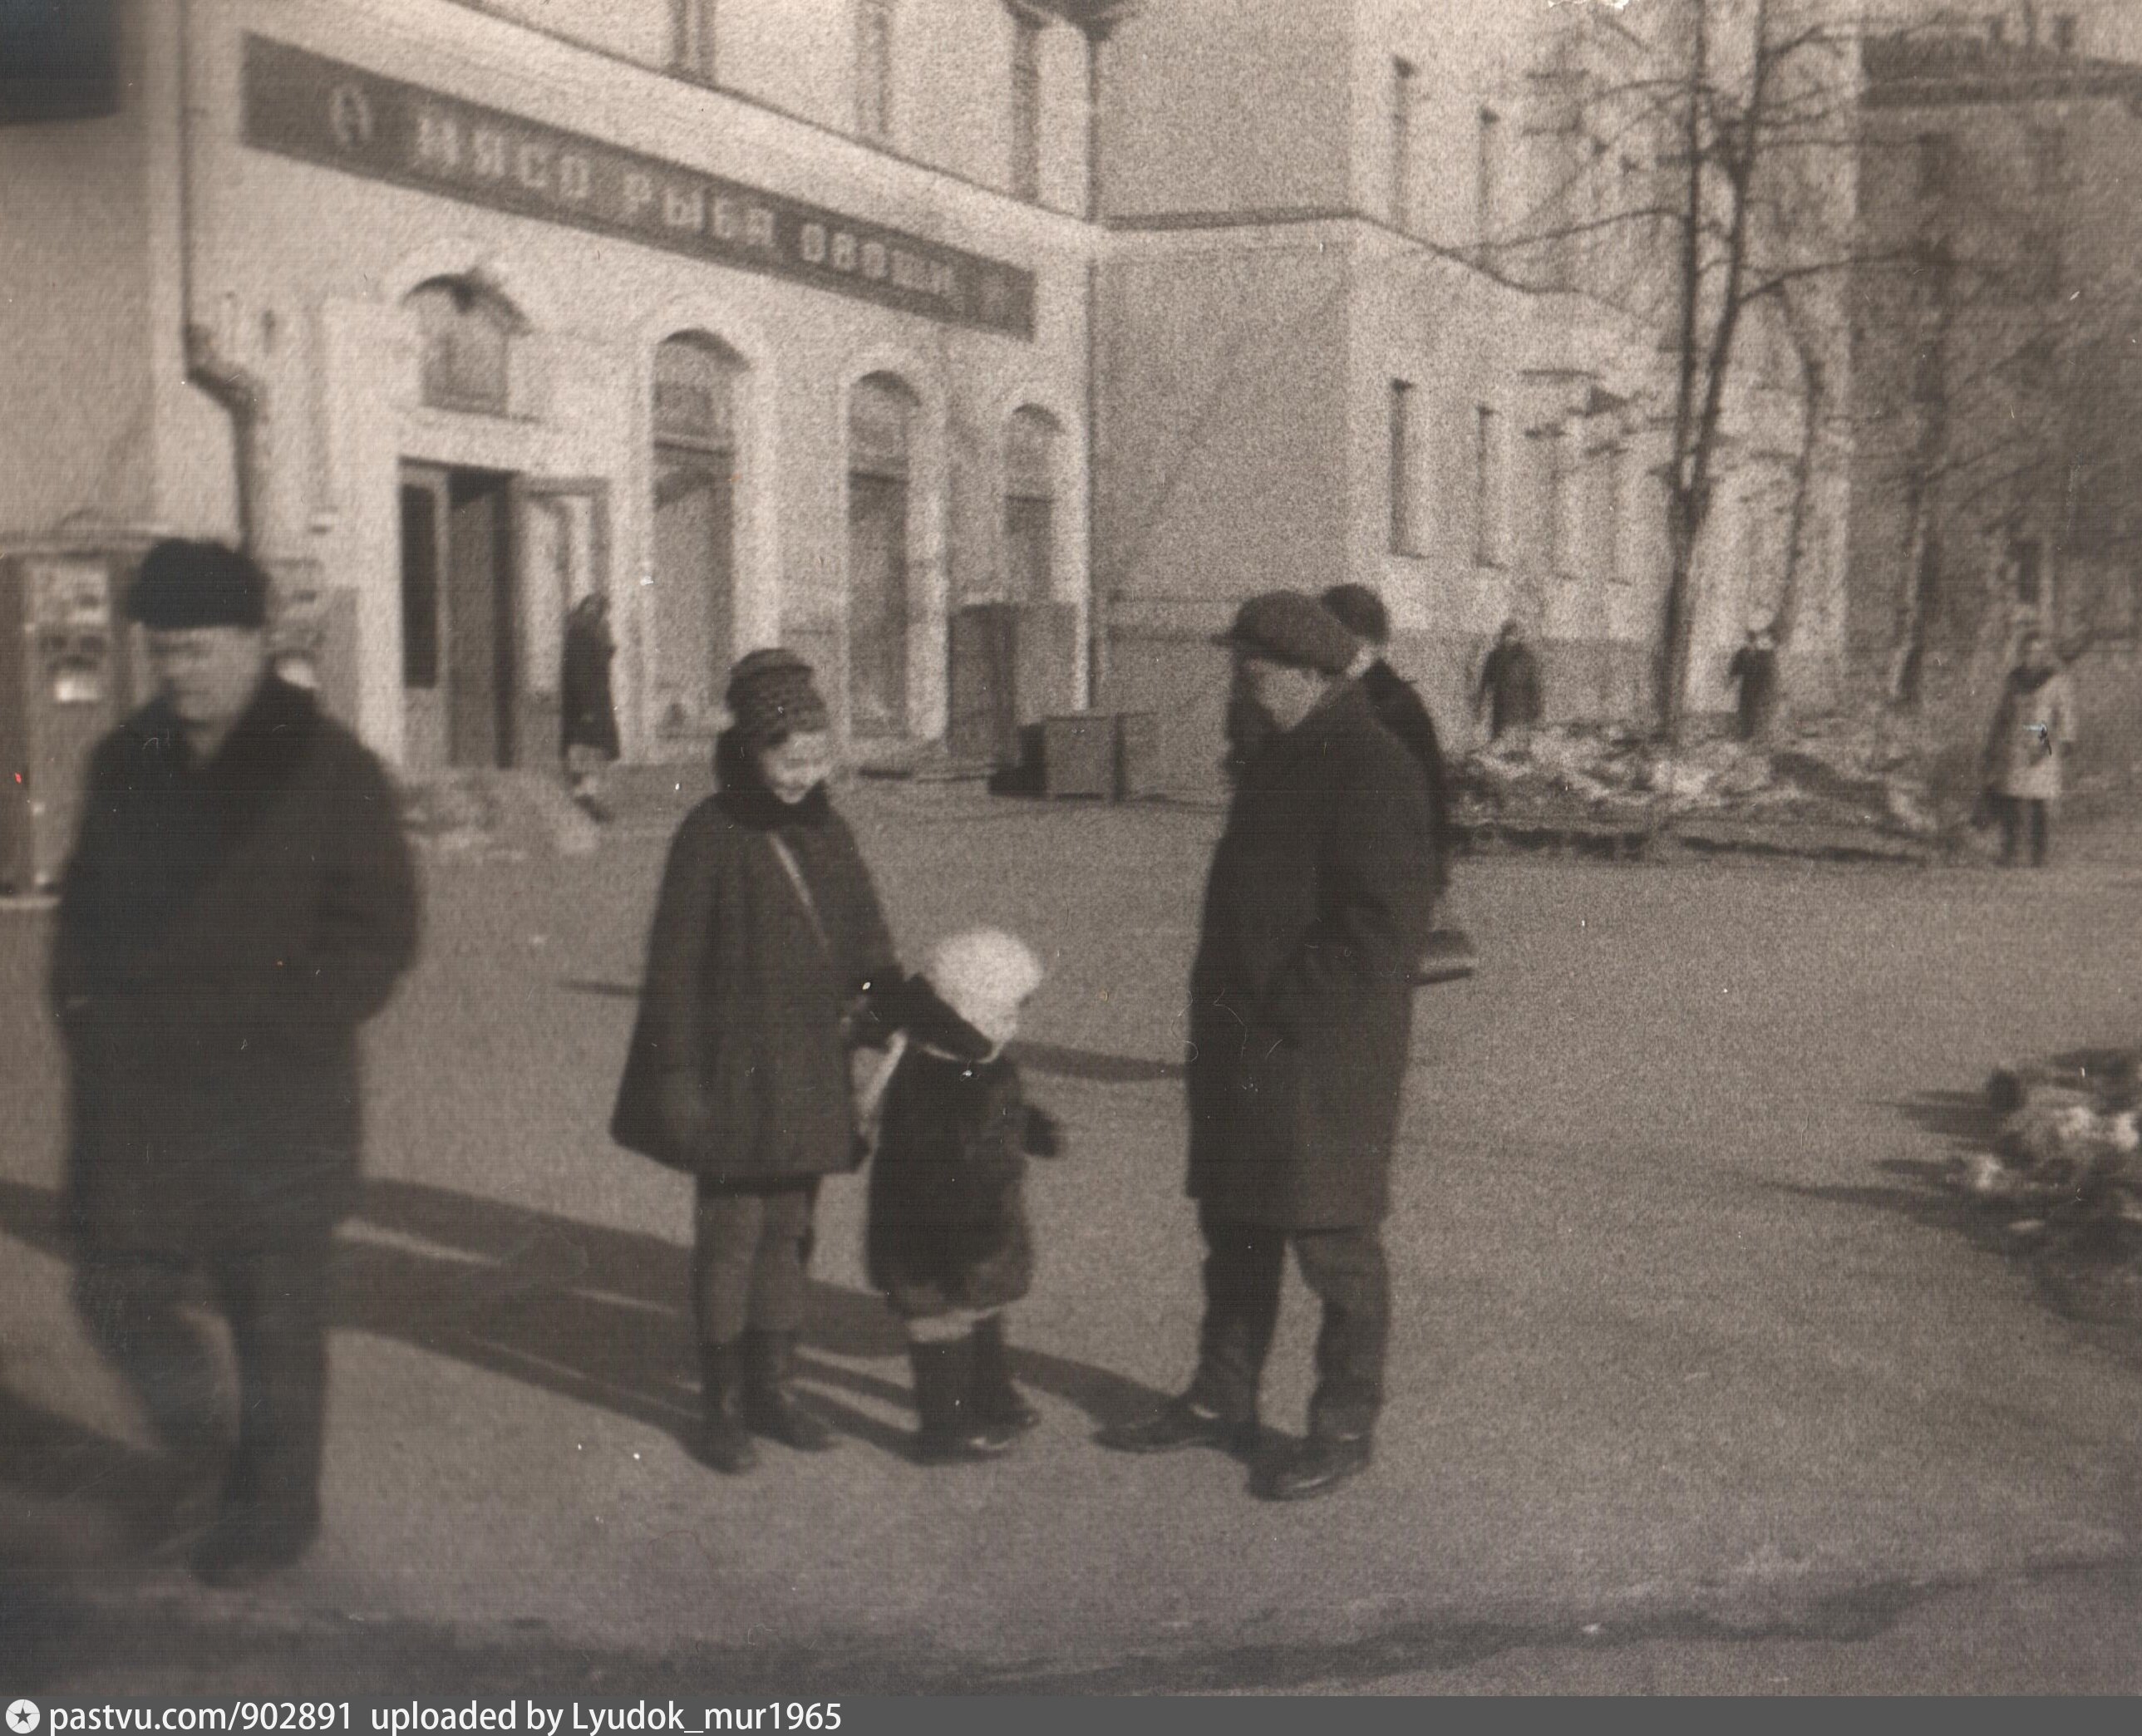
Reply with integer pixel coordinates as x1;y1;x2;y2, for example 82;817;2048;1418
3;783;2141;1694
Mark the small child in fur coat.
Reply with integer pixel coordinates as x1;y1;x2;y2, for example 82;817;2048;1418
863;928;1064;1463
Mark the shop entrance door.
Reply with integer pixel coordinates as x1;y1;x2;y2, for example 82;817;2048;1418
399;462;519;770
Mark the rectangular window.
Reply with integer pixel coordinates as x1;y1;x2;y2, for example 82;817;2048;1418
1476;108;1502;253
1542;425;1569;576
1474;405;1502;567
1389;380;1419;555
2014;538;2044;605
855;0;894;144
1603;445;1627;585
672;0;713;80
1012;10;1042;202
1391;58;1416;232
1915;132;1952;200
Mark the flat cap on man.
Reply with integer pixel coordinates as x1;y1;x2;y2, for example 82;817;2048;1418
1214;591;1360;676
128;539;270;630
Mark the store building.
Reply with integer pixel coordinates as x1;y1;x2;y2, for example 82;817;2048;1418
3;0;1854;799
2;0;1100;770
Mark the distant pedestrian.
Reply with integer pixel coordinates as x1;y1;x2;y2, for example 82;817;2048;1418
1474;618;1544;748
1727;623;1780;743
1322;583;1453;894
864;929;1065;1463
1982;628;2077;868
1100;593;1437;1502
561;592;620;819
611;649;900;1473
51;539;421;1586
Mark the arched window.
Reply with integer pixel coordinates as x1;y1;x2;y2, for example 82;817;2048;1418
405;277;520;414
650;333;746;735
1005;406;1059;602
848;374;917;736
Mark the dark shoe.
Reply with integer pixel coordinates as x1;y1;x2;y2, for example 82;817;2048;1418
692;1341;758;1474
968;1316;1040;1435
1254;1434;1372;1502
741;1330;835;1452
909;1339;1021;1464
190;1500;319;1587
1096;1394;1260;1457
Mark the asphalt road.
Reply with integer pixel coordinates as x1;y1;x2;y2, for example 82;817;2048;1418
2;783;2140;1695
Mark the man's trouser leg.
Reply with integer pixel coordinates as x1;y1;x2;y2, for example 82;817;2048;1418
1293;1226;1389;1443
1186;1205;1284;1424
212;1240;332;1542
73;1255;226;1463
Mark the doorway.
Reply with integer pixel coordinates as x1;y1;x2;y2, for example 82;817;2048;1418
399;462;519;770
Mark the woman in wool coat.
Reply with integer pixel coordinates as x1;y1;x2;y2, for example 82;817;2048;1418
611;650;899;1473
1982;628;2078;868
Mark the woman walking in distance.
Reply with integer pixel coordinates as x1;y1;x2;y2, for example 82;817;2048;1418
612;650;900;1472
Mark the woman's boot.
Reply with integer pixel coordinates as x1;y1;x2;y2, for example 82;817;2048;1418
968;1316;1040;1434
693;1341;757;1473
741;1329;835;1452
909;1338;1020;1465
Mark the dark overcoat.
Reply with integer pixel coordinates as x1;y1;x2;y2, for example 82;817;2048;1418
610;766;898;1184
560;607;621;759
50;676;421;1257
1185;680;1437;1229
864;979;1060;1319
1359;657;1453;893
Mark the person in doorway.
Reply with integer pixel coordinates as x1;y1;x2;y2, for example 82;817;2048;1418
610;649;900;1473
864;929;1066;1464
560;592;621;821
1473;618;1544;748
1982;627;2077;868
51;539;421;1586
1099;593;1438;1502
1322;583;1453;896
1727;622;1781;743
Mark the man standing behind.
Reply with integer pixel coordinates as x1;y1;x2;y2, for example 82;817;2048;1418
52;539;421;1585
1322;583;1452;895
1727;622;1780;743
1101;593;1437;1501
561;591;621;820
1473;617;1544;747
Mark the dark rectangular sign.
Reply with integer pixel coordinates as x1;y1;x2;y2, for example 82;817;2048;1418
241;35;1035;339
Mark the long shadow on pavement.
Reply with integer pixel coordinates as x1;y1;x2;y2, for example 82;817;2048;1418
0;1175;1164;1525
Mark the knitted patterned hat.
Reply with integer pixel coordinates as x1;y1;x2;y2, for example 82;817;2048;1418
725;647;830;749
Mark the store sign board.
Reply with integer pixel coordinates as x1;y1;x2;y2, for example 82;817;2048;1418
242;36;1036;340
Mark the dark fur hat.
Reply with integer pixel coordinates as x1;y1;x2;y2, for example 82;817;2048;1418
128;539;269;630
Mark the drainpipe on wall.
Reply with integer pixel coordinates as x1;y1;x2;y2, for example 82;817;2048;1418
176;0;264;553
1081;15;1111;710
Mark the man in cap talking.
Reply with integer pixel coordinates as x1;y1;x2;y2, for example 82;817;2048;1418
1100;593;1437;1499
50;539;421;1584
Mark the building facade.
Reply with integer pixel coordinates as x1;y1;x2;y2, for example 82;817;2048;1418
1849;12;2142;779
3;0;1861;794
2;0;1100;771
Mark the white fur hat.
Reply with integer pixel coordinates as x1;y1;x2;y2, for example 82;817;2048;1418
923;927;1044;1049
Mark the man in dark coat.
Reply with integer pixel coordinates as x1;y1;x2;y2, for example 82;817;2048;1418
1322;583;1452;894
50;539;421;1586
1474;617;1544;745
561;592;621;819
1100;593;1438;1501
1727;623;1780;743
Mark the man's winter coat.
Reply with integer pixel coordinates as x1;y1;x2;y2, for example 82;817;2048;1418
1185;679;1438;1229
1986;665;2077;802
1357;657;1453;893
610;746;899;1184
50;676;421;1257
560;604;621;760
864;977;1061;1320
